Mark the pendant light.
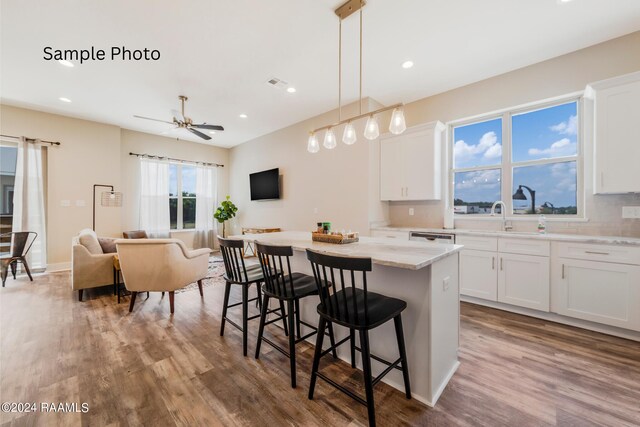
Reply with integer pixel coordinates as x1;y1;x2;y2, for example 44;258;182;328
307;133;320;153
307;0;406;152
389;108;407;135
323;128;337;149
364;115;379;140
342;122;357;145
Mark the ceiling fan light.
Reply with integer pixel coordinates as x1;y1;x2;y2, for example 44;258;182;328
307;133;320;153
342;122;357;145
323;128;337;149
389;108;407;135
364;116;380;140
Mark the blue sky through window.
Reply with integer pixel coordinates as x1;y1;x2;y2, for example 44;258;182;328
453;118;502;168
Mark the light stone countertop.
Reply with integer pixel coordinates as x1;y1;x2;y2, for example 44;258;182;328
372;226;640;247
232;231;463;271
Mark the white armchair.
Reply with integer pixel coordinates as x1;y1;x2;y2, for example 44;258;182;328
72;229;117;301
115;238;211;314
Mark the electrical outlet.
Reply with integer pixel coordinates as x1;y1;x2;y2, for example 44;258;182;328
442;276;450;291
313;207;318;214
409;208;414;216
622;206;640;219
60;200;71;207
75;200;86;207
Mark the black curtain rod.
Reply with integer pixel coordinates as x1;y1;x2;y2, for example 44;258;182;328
0;134;61;146
129;152;224;167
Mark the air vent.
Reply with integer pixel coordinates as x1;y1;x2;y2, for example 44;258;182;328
266;77;289;89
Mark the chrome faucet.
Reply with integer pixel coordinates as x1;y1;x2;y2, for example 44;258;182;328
491;201;513;231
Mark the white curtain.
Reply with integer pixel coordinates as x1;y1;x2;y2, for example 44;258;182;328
12;137;47;270
194;165;218;249
139;158;170;237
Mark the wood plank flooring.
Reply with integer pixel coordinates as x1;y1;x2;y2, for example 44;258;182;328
1;271;639;426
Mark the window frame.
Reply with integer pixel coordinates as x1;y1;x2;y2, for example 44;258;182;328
169;162;197;230
449;93;584;220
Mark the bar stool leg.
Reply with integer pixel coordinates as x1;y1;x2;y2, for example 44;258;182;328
279;300;289;336
242;285;249;356
350;329;357;367
287;299;297;388
327;322;338;359
359;329;376;427
294;299;302;338
308;317;326;400
220;281;231;336
255;294;270;359
394;314;411;399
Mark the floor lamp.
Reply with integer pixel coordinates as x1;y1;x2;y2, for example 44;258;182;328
93;184;123;231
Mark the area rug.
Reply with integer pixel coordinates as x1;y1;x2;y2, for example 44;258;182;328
175;255;226;294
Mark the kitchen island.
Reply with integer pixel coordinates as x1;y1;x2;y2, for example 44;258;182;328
235;231;463;406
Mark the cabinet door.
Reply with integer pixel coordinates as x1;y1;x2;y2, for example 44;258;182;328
401;127;441;200
594;78;640;194
459;249;497;301
498;253;550;311
380;135;404;201
551;258;640;331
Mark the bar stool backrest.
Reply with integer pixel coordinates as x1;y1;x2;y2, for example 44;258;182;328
255;242;295;297
306;249;372;326
218;236;251;283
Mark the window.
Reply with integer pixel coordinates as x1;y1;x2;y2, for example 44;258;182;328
169;163;197;229
452;99;581;217
0;144;17;255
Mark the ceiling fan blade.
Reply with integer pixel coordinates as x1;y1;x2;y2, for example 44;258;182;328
133;115;174;125
187;127;212;140
191;123;225;131
171;109;185;122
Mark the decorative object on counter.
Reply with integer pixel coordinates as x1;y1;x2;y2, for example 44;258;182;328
214;195;238;238
316;222;323;233
311;231;359;244
537;215;547;234
307;0;406;153
322;222;332;234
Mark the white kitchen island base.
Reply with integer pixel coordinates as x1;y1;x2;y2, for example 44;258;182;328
237;232;462;407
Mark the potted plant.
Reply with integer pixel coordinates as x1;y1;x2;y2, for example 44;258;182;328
214;196;238;238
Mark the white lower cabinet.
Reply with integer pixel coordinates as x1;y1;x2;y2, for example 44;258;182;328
460;249;497;301
498;253;550;312
551;257;640;332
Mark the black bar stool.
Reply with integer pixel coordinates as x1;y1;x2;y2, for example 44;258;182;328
306;249;411;427
218;236;286;356
254;242;337;388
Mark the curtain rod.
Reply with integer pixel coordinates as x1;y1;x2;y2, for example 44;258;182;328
0;134;61;146
129;152;224;168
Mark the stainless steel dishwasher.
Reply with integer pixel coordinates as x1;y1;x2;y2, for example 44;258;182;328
409;231;456;244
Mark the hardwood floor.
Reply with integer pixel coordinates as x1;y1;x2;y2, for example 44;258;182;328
1;271;639;426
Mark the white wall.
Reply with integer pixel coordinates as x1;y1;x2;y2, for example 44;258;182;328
0;105;229;268
228;99;388;236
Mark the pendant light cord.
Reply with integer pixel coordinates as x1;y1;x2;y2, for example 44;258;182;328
338;18;342;122
359;8;363;115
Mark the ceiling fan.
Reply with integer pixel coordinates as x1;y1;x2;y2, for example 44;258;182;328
134;95;224;140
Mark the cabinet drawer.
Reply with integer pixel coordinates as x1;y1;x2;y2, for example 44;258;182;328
456;235;497;252
370;230;409;240
499;238;550;256
553;242;640;265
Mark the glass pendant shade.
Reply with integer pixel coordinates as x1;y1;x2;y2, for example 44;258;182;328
323;128;337;149
342;122;357;145
389;108;407;135
307;133;320;153
364;115;380;140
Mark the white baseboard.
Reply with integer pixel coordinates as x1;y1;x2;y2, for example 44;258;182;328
47;262;71;272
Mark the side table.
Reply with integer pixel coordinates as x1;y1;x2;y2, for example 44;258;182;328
241;227;281;257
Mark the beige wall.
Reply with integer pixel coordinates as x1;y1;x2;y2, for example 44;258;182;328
228;99;388;236
390;31;640;236
0;105;229;268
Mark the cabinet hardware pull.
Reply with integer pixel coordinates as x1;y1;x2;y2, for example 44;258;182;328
562;264;565;279
500;258;503;271
585;251;609;255
492;257;495;270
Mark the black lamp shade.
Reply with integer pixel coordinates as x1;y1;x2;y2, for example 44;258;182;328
513;187;527;200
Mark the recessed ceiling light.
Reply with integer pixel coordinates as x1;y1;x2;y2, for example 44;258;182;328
209;131;216;134
557;0;573;3
58;60;74;68
402;60;414;69
239;113;248;118
287;87;297;93
59;97;72;103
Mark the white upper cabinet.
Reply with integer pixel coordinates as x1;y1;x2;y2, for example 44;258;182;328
587;71;640;194
380;121;444;201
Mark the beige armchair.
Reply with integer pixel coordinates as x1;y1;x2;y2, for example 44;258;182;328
72;229;117;301
115;238;211;314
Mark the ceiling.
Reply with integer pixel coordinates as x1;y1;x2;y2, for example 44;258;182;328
2;0;640;148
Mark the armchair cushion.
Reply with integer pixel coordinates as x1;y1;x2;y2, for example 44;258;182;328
98;237;117;253
78;229;103;254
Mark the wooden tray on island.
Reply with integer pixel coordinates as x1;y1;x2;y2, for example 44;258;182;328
311;232;359;244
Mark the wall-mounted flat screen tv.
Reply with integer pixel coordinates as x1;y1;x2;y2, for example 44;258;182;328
250;168;280;200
